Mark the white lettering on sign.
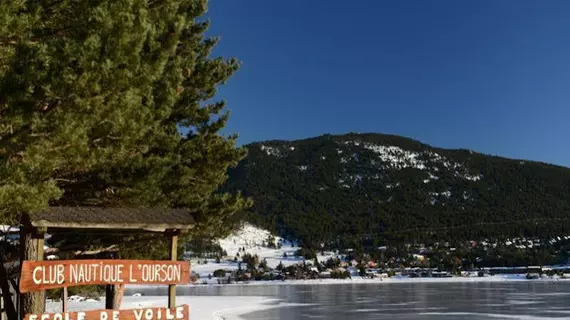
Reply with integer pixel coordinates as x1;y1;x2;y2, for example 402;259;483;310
129;265;138;283
140;264;181;282
69;263;125;284
52;314;69;320
132;308;186;320
20;260;190;293
38;263;182;285
32;263;180;285
26;306;188;320
32;265;65;285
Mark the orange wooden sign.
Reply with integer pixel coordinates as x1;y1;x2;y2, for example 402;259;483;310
20;260;191;293
25;305;189;320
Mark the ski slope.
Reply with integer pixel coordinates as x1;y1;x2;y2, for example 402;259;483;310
190;223;336;277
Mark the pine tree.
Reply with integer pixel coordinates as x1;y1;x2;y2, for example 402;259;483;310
0;0;250;254
258;258;268;271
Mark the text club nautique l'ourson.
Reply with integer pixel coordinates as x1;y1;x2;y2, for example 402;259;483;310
31;262;182;285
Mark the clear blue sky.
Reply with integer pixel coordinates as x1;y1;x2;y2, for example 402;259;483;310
206;0;570;167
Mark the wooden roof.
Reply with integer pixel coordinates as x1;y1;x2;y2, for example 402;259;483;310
26;206;195;232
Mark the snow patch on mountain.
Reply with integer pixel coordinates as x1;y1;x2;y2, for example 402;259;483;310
218;223;292;254
430;191;452;198
351;142;428;170
386;182;400;189
260;145;282;157
259;140;484;185
342;140;482;182
463;173;483;181
190;223;304;277
424;172;440;183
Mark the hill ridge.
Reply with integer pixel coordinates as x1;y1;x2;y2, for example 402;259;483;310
246;132;566;169
227;132;570;249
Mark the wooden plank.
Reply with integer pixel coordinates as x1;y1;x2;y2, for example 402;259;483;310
37;233;46;312
30;221;192;233
19;260;191;293
25;305;189;320
168;233;178;309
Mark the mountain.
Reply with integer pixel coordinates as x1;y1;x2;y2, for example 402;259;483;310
226;133;570;249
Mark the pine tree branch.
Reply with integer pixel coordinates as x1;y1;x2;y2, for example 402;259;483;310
0;30;69;46
0;39;18;45
74;245;119;256
148;0;162;8
29;132;51;137
50;143;74;152
42;0;67;14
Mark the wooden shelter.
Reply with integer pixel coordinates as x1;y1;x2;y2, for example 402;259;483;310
13;206;195;320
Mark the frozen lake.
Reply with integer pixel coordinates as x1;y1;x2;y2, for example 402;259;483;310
125;281;570;319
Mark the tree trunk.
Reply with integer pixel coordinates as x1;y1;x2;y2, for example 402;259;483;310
105;284;124;310
114;284;125;308
0;260;17;320
20;227;45;317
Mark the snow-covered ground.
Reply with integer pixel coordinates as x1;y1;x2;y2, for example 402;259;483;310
189;223;337;278
46;295;296;320
217;224;301;268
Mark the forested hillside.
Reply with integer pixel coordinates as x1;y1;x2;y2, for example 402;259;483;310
226;133;570;249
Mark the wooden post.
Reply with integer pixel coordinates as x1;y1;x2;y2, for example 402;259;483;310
104;251;116;310
20;226;46;318
61;287;67;313
104;283;124;311
167;231;178;309
104;285;116;310
104;251;124;311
